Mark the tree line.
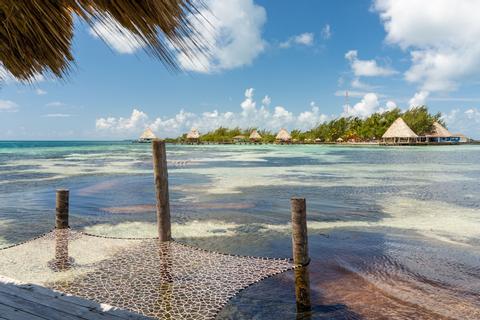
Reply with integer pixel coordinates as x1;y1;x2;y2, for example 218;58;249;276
167;106;444;143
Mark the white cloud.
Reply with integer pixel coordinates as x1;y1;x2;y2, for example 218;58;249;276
42;113;72;118
96;109;148;132
350;78;376;90
321;24;331;40
280;32;314;48
442;108;480;138
373;0;480;92
96;89;329;137
343;93;380;118
341;93;397;118
409;91;429;108
89;15;146;54
378;100;397;113
0;100;19;112
46;101;66;107
345;50;397;77
178;0;267;73
35;88;47;95
261;95;271;106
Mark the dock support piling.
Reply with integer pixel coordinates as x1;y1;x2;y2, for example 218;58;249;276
291;197;312;313
152;139;172;241
55;189;69;229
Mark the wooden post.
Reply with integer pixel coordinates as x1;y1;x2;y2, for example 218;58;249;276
55;189;69;229
152;139;172;241
291;197;311;313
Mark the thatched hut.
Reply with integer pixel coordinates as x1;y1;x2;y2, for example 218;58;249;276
454;133;471;143
425;122;459;143
138;128;156;142
382;118;418;144
336;137;344;143
186;128;200;144
249;130;262;142
275;129;292;143
233;135;246;143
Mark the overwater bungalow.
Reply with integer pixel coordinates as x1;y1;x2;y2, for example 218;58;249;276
422;122;460;143
382;118;418;144
275;128;292;144
186;128;200;144
233;135;246;143
249;130;262;142
138;128;156;143
454;133;472;143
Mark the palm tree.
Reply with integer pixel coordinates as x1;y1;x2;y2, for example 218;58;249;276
0;0;207;82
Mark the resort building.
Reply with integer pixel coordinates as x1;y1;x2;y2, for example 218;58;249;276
454;133;472;143
382;118;418;144
275;128;292;143
138;128;156;143
186;128;200;144
233;135;246;143
249;130;262;142
424;122;460;143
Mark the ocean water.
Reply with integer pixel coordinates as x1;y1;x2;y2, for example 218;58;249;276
0;141;479;319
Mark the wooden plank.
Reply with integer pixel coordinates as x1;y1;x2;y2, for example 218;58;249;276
0;301;47;320
0;290;84;320
0;283;117;320
14;284;152;320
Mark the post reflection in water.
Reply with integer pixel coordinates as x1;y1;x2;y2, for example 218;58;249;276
48;229;73;272
158;241;173;319
295;265;312;319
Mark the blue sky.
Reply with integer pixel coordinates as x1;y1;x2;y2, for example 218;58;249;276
1;0;480;139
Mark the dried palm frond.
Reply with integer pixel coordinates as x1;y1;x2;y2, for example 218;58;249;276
0;0;207;83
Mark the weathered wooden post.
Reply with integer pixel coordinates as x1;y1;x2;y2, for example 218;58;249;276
152;139;172;241
291;197;312;313
55;189;69;229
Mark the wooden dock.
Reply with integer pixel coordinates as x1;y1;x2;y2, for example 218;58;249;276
0;277;151;320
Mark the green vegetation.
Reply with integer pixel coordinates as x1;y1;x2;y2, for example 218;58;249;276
171;106;444;143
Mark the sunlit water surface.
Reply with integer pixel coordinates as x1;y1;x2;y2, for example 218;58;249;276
0;141;479;319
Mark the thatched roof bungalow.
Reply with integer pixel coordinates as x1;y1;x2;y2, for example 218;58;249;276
249;130;262;142
453;133;471;143
186;128;200;143
138;128;156;142
233;135;246;143
424;122;460;143
382;118;418;144
275;129;291;143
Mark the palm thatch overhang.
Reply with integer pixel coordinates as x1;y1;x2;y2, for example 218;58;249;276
0;0;207;83
382;117;418;143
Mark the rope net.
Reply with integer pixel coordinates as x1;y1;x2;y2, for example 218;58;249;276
0;229;293;319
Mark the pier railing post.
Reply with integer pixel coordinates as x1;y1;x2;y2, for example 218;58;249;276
55;189;69;229
152;139;172;241
291;197;312;313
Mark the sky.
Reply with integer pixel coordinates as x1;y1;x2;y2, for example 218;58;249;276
1;0;480;140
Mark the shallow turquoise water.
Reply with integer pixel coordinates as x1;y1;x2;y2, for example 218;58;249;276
0;141;479;319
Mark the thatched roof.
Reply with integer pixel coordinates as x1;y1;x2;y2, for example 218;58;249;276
249;130;262;140
140;128;156;140
426;122;452;137
382;118;418;138
0;0;207;83
275;128;291;141
186;128;200;139
233;135;245;139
